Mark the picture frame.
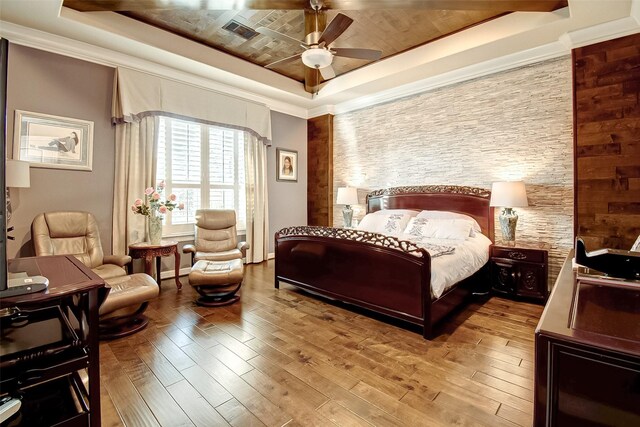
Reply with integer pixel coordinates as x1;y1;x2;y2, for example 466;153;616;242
276;148;298;182
13;110;94;171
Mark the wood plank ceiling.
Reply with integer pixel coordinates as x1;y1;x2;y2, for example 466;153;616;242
63;1;568;91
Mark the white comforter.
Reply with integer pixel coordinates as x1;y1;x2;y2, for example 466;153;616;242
397;233;492;299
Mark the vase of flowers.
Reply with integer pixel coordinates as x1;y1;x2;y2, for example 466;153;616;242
131;181;184;245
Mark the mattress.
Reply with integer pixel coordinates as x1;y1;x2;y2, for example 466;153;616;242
397;233;492;299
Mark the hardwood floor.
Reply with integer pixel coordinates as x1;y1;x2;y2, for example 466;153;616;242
99;261;543;427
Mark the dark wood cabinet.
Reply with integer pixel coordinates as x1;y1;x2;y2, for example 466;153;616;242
534;252;640;426
490;243;548;301
1;256;105;427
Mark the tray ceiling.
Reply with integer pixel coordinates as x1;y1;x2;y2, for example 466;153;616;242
62;1;568;93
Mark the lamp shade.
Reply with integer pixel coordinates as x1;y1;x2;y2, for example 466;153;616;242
336;187;358;205
489;181;528;208
6;160;30;188
301;48;333;69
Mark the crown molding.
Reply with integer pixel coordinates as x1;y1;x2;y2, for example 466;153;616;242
561;16;640;49
0;21;310;119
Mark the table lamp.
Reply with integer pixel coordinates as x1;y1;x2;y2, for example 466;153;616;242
336;187;358;228
6;159;30;222
490;181;528;245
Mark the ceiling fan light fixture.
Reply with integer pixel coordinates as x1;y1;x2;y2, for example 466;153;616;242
301;48;333;69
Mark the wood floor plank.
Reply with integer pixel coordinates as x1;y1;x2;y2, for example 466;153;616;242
497;403;533;427
135;340;185;387
205;326;260;360
433;392;517;427
101;261;542;427
167;379;231;427
216;398;266;427
181;343;293;426
181;365;234;408
101;344;160;427
472;371;534;402
316;400;374;427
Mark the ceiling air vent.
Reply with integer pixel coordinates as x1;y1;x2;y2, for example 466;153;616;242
223;20;258;40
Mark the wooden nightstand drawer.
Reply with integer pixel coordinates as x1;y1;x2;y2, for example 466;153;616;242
491;246;546;263
490;243;549;302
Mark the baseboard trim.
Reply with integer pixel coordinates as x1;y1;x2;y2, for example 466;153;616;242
268;252;275;260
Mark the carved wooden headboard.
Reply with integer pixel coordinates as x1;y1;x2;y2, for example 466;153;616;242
366;185;494;242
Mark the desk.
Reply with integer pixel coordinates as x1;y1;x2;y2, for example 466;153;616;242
1;255;105;427
128;240;182;289
534;252;640;426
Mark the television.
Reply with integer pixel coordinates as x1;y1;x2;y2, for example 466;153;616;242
1;37;8;294
0;39;48;298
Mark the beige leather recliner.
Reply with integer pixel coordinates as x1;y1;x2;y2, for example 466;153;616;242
183;209;249;264
183;209;248;306
32;211;131;280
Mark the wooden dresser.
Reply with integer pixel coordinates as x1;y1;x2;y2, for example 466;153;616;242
534;251;640;426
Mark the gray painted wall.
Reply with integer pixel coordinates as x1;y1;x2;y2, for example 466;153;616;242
268;111;308;253
5;44;307;270
6;44;115;258
333;57;574;282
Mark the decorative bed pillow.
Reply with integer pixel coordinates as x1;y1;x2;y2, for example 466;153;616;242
357;213;412;236
371;209;419;217
404;217;473;240
416;210;481;236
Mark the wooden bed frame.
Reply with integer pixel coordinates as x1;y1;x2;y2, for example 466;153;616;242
274;185;494;339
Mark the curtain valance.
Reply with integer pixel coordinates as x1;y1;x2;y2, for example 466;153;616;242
112;67;271;145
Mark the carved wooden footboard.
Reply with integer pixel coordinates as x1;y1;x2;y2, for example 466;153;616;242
274;185;494;339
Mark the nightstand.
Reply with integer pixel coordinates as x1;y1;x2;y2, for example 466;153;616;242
490;242;549;302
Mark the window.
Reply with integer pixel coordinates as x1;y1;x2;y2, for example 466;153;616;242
157;116;246;235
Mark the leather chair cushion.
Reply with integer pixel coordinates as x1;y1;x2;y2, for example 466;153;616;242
100;273;159;317
194;249;243;262
93;264;128;281
189;259;244;287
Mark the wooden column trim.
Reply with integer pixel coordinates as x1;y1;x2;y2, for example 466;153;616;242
307;114;334;226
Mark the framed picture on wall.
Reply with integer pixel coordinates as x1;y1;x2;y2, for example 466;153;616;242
277;148;298;182
13;110;94;171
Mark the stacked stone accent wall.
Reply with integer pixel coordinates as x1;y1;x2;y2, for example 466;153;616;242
333;57;574;282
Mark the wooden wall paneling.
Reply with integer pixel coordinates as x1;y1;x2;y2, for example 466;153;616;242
574;32;640;250
307;114;334;226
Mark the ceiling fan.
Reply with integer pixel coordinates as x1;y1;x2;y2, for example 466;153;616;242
256;0;382;94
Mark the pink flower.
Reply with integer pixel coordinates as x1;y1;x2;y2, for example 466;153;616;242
144;187;154;195
152;192;160;200
159;205;167;214
134;198;143;206
178;203;185;210
158;180;166;189
169;193;177;201
131;205;137;212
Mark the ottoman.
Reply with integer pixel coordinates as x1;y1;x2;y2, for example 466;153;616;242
189;259;244;307
100;273;159;339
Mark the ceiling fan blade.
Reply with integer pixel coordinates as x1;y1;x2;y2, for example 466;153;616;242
319;65;336;80
256;27;306;47
332;48;382;61
305;68;321;94
324;1;567;12
318;13;354;46
265;53;302;69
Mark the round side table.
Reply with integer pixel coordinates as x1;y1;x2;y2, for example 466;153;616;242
128;240;182;289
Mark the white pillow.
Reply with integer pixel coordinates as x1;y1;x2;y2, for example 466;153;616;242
416;210;481;236
357;213;385;232
404;217;473;241
371;209;419;217
357;213;412;236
